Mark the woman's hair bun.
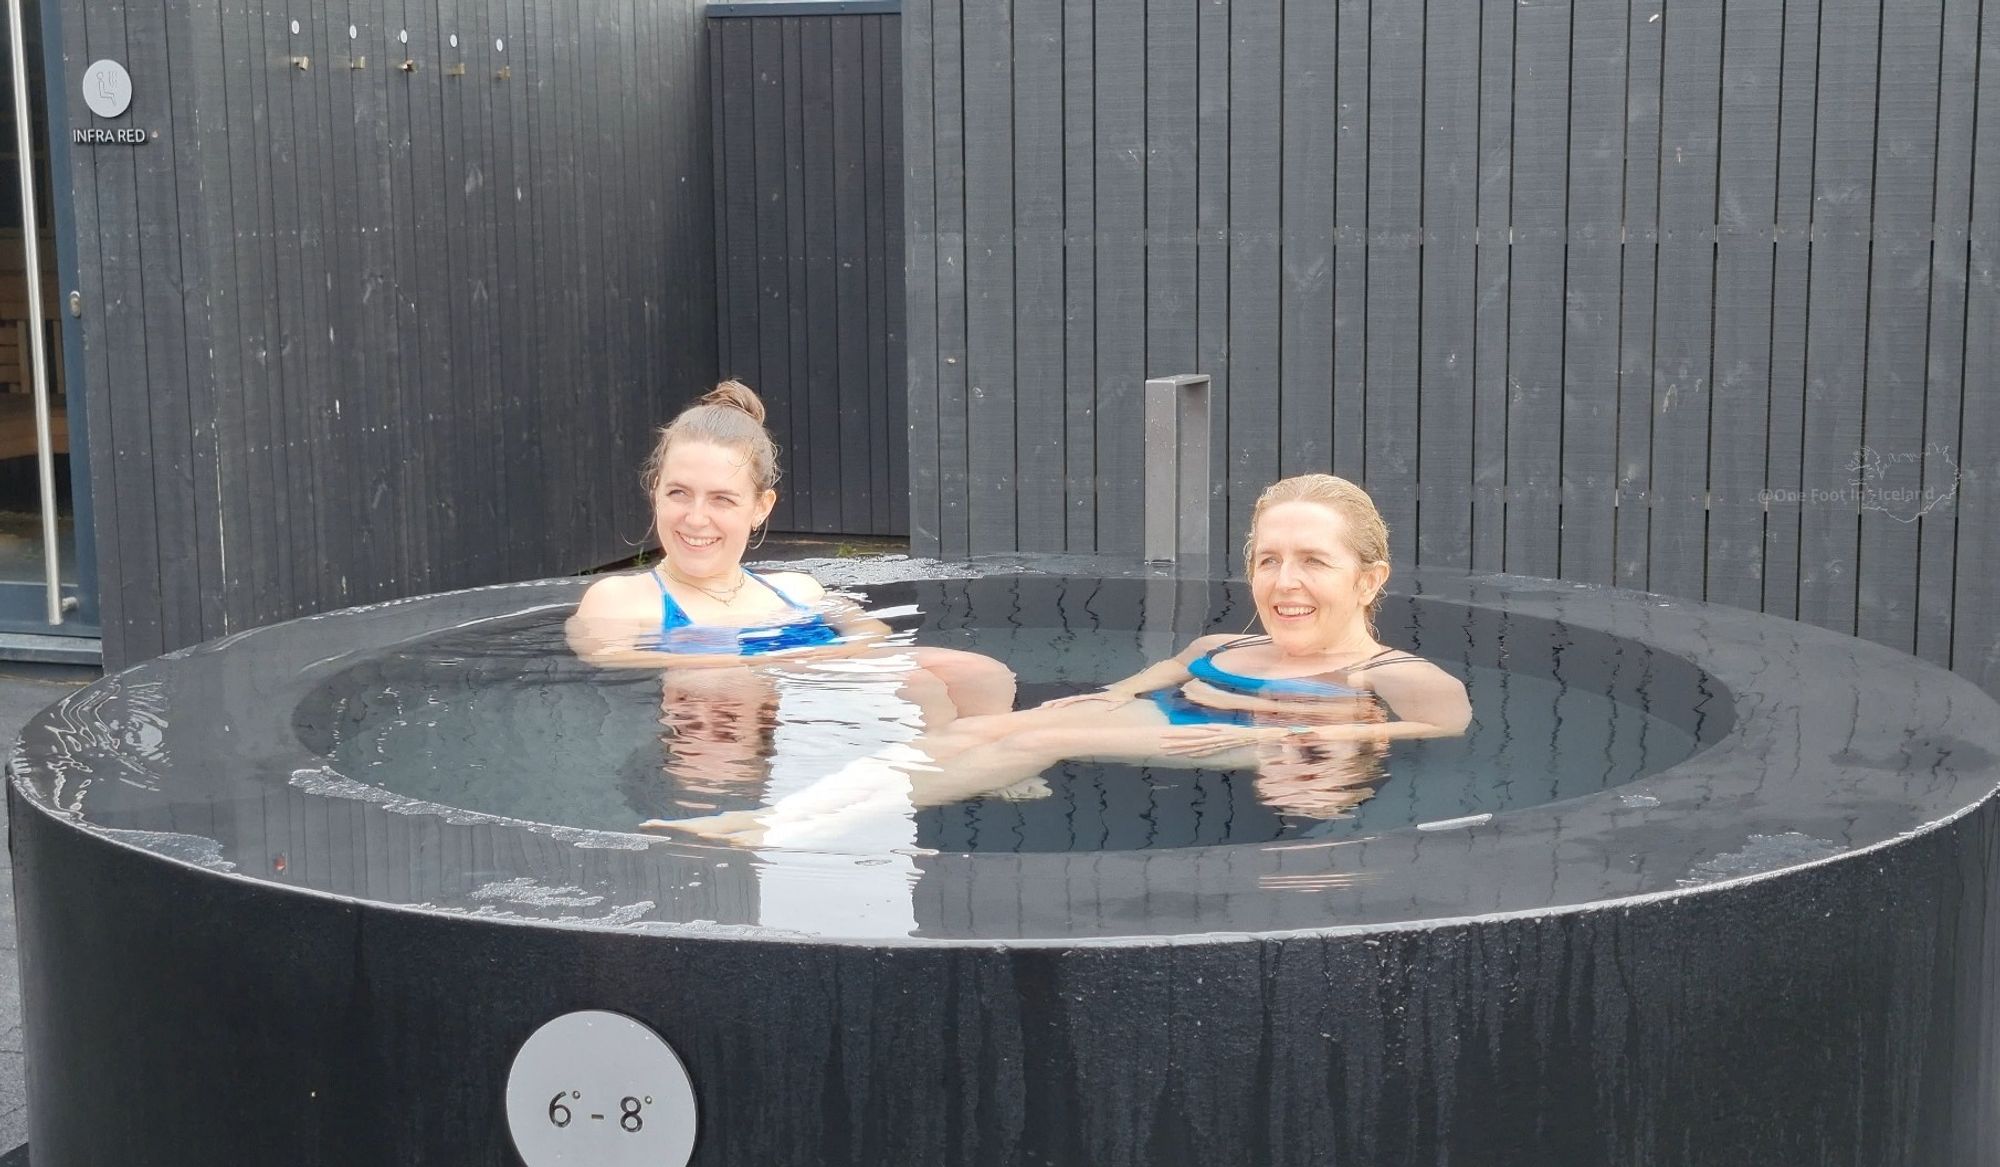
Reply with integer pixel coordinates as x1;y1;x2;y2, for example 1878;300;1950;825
643;378;780;494
701;379;767;425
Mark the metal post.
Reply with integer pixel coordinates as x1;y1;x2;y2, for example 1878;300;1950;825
1142;373;1218;567
7;0;61;624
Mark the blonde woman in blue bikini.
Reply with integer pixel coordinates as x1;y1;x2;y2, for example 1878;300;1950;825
665;473;1471;845
991;474;1470;755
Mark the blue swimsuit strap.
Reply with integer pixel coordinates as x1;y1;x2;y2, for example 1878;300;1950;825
654;567;810;629
1190;637;1412;700
652;567;691;630
742;569;808;610
1345;650;1423;673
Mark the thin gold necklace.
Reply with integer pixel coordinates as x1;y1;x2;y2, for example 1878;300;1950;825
660;563;747;604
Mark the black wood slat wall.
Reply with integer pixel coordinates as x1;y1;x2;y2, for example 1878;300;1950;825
904;0;2000;700
59;0;717;666
708;9;904;536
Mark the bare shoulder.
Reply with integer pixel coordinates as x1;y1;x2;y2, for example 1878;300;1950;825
1366;654;1462;691
1178;632;1245;660
759;570;827;604
574;571;657;620
1366;655;1472;730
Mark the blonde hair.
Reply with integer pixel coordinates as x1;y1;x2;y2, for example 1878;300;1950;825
641;380;780;496
1246;474;1391;624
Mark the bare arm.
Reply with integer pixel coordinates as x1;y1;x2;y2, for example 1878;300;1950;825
1116;633;1244;693
1040;633;1242;708
1357;659;1472;738
1097;659;1195;697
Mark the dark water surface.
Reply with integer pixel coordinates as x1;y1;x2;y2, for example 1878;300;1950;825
299;577;1708;853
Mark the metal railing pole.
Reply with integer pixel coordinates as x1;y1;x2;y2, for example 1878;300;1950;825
7;0;61;624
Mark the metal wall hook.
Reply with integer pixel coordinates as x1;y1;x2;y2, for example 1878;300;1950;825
399;58;418;72
289;54;310;70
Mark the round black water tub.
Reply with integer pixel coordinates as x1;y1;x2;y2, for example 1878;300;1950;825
11;562;2000;1165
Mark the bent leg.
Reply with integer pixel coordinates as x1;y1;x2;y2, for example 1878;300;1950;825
888;660;961;730
904;646;1017;718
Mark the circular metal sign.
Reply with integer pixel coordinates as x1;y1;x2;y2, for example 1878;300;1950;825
505;1011;698;1166
81;60;132;120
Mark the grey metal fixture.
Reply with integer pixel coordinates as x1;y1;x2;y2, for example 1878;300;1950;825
1142;373;1222;567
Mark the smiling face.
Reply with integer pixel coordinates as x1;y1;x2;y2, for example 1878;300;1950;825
1248;500;1390;653
652;439;777;577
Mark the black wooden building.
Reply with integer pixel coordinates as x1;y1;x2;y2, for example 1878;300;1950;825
35;0;903;665
22;0;2000;704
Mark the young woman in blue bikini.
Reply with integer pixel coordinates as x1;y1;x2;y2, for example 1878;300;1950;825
573;381;1024;932
567;380;1015;724
663;473;1470;844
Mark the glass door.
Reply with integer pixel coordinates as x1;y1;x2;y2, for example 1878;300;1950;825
0;0;94;651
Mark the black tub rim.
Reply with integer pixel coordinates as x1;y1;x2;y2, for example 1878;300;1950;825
13;558;2000;944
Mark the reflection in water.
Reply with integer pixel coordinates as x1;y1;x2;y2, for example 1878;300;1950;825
1252;729;1390;819
620;652;943;935
656;668;778;801
751;657;928;936
312;580;1704;859
33;677;172;803
729;683;1404;855
288;578;1710;934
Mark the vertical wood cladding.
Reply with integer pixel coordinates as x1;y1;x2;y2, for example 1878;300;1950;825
59;0;718;665
904;0;2000;699
708;10;903;536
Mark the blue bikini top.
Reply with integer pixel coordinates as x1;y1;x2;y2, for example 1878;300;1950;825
651;568;845;656
1185;636;1419;700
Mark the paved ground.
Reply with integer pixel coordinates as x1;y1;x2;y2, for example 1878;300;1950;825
0;661;98;1164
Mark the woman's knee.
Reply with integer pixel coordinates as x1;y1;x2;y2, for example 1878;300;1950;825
907;647;1016;717
911;647;1015;685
